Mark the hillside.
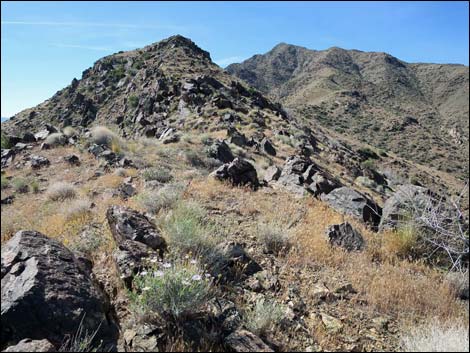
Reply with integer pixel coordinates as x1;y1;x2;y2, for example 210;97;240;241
226;44;470;180
1;36;468;352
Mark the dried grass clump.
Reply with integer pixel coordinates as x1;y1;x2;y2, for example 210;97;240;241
45;132;67;146
62;199;92;221
46;182;77;201
90;126;119;147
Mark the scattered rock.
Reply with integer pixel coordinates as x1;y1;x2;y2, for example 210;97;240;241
326;223;365;251
1;149;15;168
211;158;259;188
307;172;340;197
206;140;234;163
379;184;432;231
224;329;273;352
208;298;242;334
261;138;276;156
1;230;117;348
117;182;137;199
64;154;80;166
1;196;15;205
30;155;50;169
227;127;247;146
321;187;382;228
320;313;343;333
2;338;55;352
106;205;167;255
34;130;50;141
263;165;281;183
21;132;37;144
211;241;262;280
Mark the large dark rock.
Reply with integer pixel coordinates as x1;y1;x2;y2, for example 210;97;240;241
224;329;273;352
206;140;234;163
307;172;340;197
211;158;259;188
113;240;157;289
1;230;117;349
379;184;432;231
21;133;36;144
30;155;50;169
106;205;167;255
227;127;247;147
276;156;320;196
260;138;276;156
321;187;382;228
326;223;365;251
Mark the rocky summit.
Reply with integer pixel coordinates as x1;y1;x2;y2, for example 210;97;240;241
1;35;468;352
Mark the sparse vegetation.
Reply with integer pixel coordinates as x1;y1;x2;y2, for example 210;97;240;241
90;126;119;147
128;95;139;108
12;177;29;193
45;132;67;146
46;182;77;201
63;126;78;138
136;184;184;214
244;298;284;336
257;222;292;254
1;132;10;149
142;167;173;183
62;199;92;221
129;260;213;322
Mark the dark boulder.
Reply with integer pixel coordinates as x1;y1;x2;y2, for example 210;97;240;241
206;140;234;163
211;158;259;188
1;230;117;349
307;172;340;197
227;127;247;147
30;155;50;169
326;223;365;251
224;329;273;352
21;133;36;144
260;138;276;156
106;205;167;256
321;187;382;228
64;154;80;166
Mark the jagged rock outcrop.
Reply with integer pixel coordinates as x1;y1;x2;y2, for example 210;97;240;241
1;230;117;349
211;158;259;188
321;187;382;228
106;205;167;255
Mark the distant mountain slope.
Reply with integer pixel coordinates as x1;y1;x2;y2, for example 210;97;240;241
227;44;469;179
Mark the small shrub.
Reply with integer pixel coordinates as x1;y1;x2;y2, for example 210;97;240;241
45;132;67;147
142;167;173;183
136;184;183;214
384;224;420;259
69;225;103;255
244;298;284;336
59;314;103;352
12;177;29;193
90;126;119;147
46;182;77;201
401;321;469;352
1;174;9;189
63;199;92;221
129;260;213;322
257;223;292;254
114;167;128;177
128;95;139;108
361;159;376;170
30;179;40;193
63;126;78;138
1;132;10;149
446;271;469;300
162;201;215;255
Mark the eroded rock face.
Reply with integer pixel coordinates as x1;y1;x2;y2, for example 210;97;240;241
379;184;432;231
263;165;281;183
211;158;259;188
106;205;167;255
321;187;382;228
1;230;117;349
326;223;365;251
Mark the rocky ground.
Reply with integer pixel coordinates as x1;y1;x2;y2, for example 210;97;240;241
1;35;469;352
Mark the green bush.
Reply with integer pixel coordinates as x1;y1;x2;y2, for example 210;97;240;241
136;184;183;214
128;95;139;108
1;174;9;189
130;260;213;322
244;298;284;336
1;132;11;149
361;159;376;170
12;177;29;193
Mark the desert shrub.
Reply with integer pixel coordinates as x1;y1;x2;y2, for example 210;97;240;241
45;132;67;147
136;184;184;214
401;321;469;352
1;132;10;149
63;126;78;138
142;167;173;183
46;182;77;201
90;126;119;147
128;95;139;108
257;222;292;255
68;225;104;255
361;159;376;170
1;174;9;189
200;134;212;145
244;298;284;336
59;315;103;352
384;224;420;259
12;177;29;193
358;147;380;160
162;201;216;256
30;179;40;193
446;271;469;300
63;199;92;221
185;150;222;170
130;260;213;322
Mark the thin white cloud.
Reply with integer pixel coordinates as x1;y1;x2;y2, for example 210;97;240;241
50;43;112;51
214;56;247;67
1;20;186;31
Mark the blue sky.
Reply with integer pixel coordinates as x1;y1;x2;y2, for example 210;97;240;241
1;1;469;117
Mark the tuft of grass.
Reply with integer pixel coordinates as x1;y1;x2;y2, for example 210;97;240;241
12;177;29;193
59;314;103;352
1;174;10;189
383;224;420;259
257;222;292;255
46;182;77;201
162;201;216;256
1;132;11;149
129;260;213;322
128;95;139;108
62;199;92;221
401;321;469;352
135;184;184;214
244;298;284;336
45;132;67;147
30;179;40;193
63;126;78;138
142;167;173;183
